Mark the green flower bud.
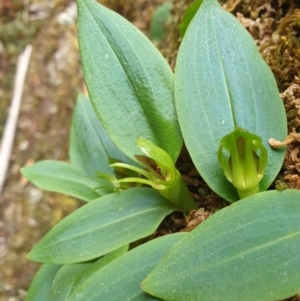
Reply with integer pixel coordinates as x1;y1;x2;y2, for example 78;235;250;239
218;128;268;199
111;137;197;212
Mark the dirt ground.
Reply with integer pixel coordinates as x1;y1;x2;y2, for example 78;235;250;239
0;0;300;300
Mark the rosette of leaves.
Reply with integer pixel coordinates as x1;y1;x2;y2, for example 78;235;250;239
23;0;300;300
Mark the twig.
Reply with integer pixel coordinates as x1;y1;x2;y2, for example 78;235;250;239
0;45;32;197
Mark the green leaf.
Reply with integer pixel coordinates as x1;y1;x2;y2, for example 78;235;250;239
48;245;129;301
27;187;179;264
70;94;134;177
179;0;203;37
150;2;172;41
77;0;182;162
49;263;90;301
25;264;61;301
142;190;300;301
174;0;287;202
68;233;187;301
72;244;129;286
21;160;105;201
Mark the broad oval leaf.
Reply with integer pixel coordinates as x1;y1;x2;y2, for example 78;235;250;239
142;190;300;301
70;94;134;177
174;0;287;202
21;160;105;201
68;233;187;301
25;264;61;301
77;0;182;162
27;187;180;264
48;245;129;301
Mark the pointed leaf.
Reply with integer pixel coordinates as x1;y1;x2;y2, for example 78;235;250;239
70;94;134;176
142;190;300;301
174;0;287;202
68;233;187;301
27;187;180;264
77;0;182;162
21;160;104;201
25;264;61;301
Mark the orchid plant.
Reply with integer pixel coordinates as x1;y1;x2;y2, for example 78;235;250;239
23;0;300;300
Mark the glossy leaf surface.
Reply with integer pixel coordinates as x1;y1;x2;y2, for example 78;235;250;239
68;233;187;301
48;245;128;301
174;0;287;202
142;190;300;301
70;94;133;177
21;160;104;201
77;0;182;162
27;187;179;264
25;264;61;301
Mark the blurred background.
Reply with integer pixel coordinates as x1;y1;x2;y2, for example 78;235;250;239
1;0;299;300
